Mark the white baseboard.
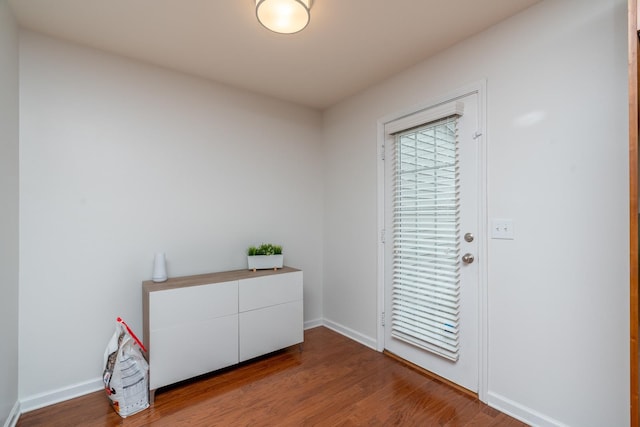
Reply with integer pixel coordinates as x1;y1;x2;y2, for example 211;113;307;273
321;318;377;350
3;401;20;427
304;318;323;330
20;377;103;414
487;391;568;427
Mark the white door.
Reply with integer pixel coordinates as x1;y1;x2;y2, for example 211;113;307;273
383;91;480;393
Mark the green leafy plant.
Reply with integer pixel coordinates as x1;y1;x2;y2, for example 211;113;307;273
247;243;282;256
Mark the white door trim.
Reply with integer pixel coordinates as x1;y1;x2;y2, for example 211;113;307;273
376;79;488;402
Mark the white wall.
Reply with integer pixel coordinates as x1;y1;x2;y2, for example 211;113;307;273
18;31;323;405
0;0;20;424
14;1;631;424
323;0;628;426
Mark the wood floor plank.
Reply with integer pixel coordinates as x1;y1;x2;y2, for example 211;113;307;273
17;327;528;426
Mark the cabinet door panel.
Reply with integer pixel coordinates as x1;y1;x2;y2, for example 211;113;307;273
239;271;302;312
150;281;237;330
149;314;238;390
239;301;303;362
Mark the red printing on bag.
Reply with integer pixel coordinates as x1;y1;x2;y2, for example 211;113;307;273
117;317;147;353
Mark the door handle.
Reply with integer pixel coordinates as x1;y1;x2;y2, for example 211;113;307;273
462;253;474;264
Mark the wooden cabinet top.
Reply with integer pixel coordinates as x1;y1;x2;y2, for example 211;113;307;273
142;266;301;293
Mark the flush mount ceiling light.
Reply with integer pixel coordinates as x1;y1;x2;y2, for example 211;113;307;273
256;0;313;34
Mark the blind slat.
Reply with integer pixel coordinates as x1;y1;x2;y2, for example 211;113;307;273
392;300;458;324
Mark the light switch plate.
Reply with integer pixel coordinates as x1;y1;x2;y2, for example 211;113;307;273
491;218;514;240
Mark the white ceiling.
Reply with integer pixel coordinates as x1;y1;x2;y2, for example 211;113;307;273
8;0;539;110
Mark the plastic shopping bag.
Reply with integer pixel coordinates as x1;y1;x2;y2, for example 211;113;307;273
102;317;149;417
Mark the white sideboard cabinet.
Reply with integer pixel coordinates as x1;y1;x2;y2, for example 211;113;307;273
142;267;303;401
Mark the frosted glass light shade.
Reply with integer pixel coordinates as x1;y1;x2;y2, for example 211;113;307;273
256;0;312;34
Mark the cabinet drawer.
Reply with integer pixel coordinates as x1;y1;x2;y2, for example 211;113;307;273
239;271;302;312
150;281;237;330
149;314;238;390
239;300;303;362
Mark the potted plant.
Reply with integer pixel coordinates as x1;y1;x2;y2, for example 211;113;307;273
247;243;283;271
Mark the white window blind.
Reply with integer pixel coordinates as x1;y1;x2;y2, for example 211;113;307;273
387;105;462;362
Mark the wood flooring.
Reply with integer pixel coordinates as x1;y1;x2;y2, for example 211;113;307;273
17;327;527;426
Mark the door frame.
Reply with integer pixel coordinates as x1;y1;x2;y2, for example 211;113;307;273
629;0;639;425
376;80;488;402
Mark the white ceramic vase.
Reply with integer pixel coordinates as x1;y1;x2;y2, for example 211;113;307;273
152;253;168;282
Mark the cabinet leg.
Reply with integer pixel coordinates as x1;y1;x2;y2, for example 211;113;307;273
298;342;303;353
149;389;156;405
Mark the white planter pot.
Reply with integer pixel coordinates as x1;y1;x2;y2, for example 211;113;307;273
247;254;284;271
